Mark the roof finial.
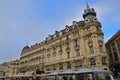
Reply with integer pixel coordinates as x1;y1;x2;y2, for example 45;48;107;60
86;2;90;9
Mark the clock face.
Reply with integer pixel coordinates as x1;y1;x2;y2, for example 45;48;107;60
85;15;98;23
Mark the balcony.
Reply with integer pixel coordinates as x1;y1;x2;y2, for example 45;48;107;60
46;68;50;71
75;65;82;69
88;40;93;46
65;38;71;43
72;34;79;40
74;45;80;50
67;64;71;69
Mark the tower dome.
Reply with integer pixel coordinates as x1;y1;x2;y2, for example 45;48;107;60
83;3;96;18
22;45;30;51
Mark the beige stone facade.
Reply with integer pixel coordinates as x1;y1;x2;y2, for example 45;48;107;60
106;30;120;76
7;60;19;77
0;65;7;78
0;63;9;78
19;4;109;76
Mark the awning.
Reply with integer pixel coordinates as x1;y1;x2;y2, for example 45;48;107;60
46;71;60;76
74;68;93;74
58;70;75;75
92;68;109;73
74;68;109;74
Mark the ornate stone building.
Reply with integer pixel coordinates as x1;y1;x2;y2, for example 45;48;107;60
0;65;7;78
7;60;19;77
106;30;120;77
19;4;109;76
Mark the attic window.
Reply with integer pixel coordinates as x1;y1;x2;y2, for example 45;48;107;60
85;18;90;23
66;27;69;32
74;25;78;28
53;34;56;38
59;31;62;36
86;19;88;22
47;35;52;41
93;17;97;21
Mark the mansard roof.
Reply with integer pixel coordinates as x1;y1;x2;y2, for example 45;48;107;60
22;45;30;51
45;20;85;42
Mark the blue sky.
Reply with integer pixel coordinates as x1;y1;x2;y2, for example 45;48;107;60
0;0;120;63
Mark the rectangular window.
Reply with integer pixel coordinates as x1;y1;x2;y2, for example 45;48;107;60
67;52;70;59
113;52;118;61
90;46;94;54
75;61;82;68
60;53;62;60
53;64;56;70
59;63;63;70
88;36;92;43
66;43;70;49
99;45;103;53
74;40;79;47
111;43;116;52
67;62;71;69
59;46;62;52
48;57;50;62
53;56;56;61
47;65;50;71
90;58;96;65
66;35;69;40
76;50;80;56
102;58;107;65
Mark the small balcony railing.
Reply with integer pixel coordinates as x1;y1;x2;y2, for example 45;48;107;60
88;41;93;46
74;45;80;50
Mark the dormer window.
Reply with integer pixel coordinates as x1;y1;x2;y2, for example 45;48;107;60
59;31;62;36
73;25;78;29
65;25;70;32
72;21;78;29
93;17;98;21
85;17;90;23
48;35;52;41
53;34;56;38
